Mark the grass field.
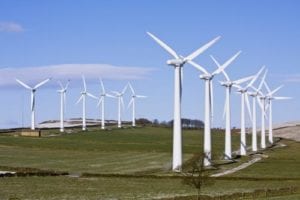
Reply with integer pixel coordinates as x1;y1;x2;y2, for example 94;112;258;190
0;126;299;199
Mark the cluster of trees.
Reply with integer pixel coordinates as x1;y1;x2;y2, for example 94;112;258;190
136;118;204;129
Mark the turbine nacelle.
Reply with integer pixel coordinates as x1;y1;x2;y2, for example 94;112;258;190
220;81;233;87
166;58;184;66
199;73;213;80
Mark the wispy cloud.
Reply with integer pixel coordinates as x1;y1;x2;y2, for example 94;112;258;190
0;64;154;87
0;21;24;32
272;74;300;83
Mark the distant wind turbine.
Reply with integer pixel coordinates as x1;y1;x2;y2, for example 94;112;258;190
264;83;291;144
212;56;254;159
16;78;51;130
76;76;98;131
147;31;220;171
234;67;265;155
111;84;128;128
128;83;147;127
248;69;267;151
189;51;241;166
97;78;115;129
57;80;70;133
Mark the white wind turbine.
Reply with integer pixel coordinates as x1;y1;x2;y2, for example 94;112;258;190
212;56;254;159
57;80;70;132
111;84;128;128
248;69;267;152
255;89;268;149
128;83;147;127
147;32;220;171
234;67;265;156
188;51;241;166
264;83;291;144
16;78;51;130
76;76;98;131
97;78;115;130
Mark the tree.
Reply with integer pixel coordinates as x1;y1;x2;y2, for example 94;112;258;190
182;154;215;200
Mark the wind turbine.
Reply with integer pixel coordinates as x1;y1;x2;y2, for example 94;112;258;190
212;56;254;159
111;84;128;128
147;32;220;171
234;67;265;156
57;80;70;132
76;76;98;131
264;83;291;144
97;78;115;130
248;69;267;152
16;78;51;130
128;83;147;127
255;89;268;149
189;51;241;166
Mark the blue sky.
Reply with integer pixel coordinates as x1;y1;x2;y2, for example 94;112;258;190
0;0;299;128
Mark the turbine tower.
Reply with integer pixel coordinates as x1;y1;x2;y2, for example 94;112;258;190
212;58;254;159
16;78;51;130
97;78;115;130
234;67;264;156
248;69;267;151
189;51;241;164
111;84;128;128
256;90;268;149
57;80;70;132
76;76;98;131
264;83;291;144
147;32;220;171
128;83;147;127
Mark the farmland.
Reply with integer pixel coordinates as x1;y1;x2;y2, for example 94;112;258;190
0;126;299;199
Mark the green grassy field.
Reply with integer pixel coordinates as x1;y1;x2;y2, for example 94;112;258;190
0;126;299;199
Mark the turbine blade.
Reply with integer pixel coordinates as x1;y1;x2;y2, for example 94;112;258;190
268;84;284;97
82;75;87;92
273;96;292;100
128;82;135;94
184;36;221;61
264;81;271;94
257;96;263;110
76;95;83;105
58;81;64;90
106;94;116;98
257;69;268;91
127;98;134;109
147;32;179;59
99;78;105;94
16;79;32;90
31;94;35;111
97;97;103;107
136;95;147;98
245;93;252;122
211;55;231;82
120;97;125;110
34;78;51;89
233;75;255;85
246;66;265;89
232;84;243;90
65;80;70;90
212;51;242;76
122;84;128;94
111;91;120;96
187;60;208;74
87;92;98;100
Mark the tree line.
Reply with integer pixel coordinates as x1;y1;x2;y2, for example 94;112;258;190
136;118;204;129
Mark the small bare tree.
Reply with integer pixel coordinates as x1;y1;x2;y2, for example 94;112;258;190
182;154;214;200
